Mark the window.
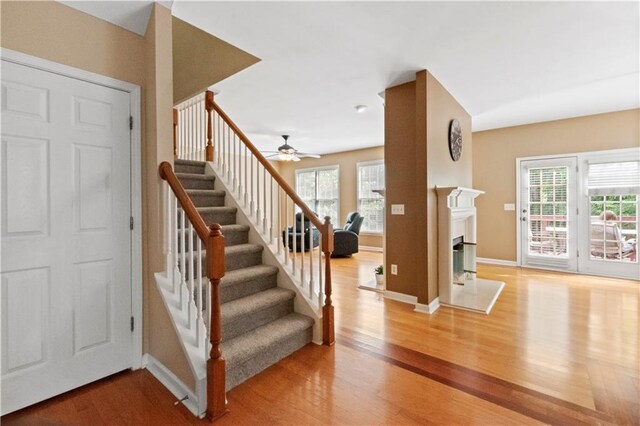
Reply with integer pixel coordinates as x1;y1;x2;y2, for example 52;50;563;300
357;161;385;234
527;166;568;256
295;166;339;226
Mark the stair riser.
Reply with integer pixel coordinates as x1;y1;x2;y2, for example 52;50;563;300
189;193;225;208
221;272;277;304
223;299;293;341
225;328;312;391
175;164;206;174
226;250;262;272
200;209;237;226
179;176;215;190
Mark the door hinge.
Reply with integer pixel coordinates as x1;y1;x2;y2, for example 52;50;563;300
577;250;580;258
576;208;579;215
131;316;135;332
129;116;133;130
130;216;134;230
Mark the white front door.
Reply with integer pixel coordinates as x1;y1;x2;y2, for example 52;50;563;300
519;157;578;272
1;61;132;414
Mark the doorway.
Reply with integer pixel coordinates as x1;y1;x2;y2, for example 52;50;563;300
1;55;141;414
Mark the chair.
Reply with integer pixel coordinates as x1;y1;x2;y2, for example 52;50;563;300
282;212;320;252
331;212;364;258
590;220;636;260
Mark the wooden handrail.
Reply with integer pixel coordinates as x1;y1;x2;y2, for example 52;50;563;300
211;102;325;232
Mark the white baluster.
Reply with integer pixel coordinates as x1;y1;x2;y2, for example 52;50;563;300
165;183;172;276
250;155;255;215
226;126;231;182
263;168;268;235
256;164;261;223
301;213;305;285
318;248;323;309
292;204;297;273
197;238;204;347
270;176;275;245
244;145;248;206
189;222;198;329
277;187;282;255
180;209;187;308
232;133;237;191
284;196;289;265
309;224;314;300
173;195;180;290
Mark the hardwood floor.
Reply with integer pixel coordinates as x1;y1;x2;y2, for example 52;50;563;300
3;251;638;425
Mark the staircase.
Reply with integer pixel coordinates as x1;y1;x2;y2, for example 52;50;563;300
157;90;335;420
174;158;314;392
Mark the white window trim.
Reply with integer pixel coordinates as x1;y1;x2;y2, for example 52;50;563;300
295;165;341;227
357;160;385;235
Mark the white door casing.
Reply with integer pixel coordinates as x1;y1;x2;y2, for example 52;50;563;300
1;59;134;414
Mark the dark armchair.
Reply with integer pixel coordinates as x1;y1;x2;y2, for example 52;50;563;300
282;212;320;252
331;212;364;258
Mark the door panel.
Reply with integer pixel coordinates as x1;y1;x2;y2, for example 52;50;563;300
520;157;577;271
1;61;132;414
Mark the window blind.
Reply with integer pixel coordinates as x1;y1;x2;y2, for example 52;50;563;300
587;161;640;194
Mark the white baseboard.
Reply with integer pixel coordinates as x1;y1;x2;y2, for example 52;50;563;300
415;297;440;314
383;290;417;305
359;245;383;253
477;257;517;267
143;354;201;418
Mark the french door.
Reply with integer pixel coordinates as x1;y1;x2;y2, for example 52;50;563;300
519;157;578;272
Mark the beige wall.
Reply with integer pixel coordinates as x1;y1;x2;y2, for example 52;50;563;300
385;81;419;297
473;109;640;262
279;146;385;248
172;17;260;104
425;71;473;303
1;1;193;388
385;71;472;304
0;1;145;86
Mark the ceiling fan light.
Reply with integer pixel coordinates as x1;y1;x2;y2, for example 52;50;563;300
278;152;294;161
355;105;367;113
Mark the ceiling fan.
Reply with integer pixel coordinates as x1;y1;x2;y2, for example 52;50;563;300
262;135;321;162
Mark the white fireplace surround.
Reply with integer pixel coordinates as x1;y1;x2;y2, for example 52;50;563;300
436;187;504;314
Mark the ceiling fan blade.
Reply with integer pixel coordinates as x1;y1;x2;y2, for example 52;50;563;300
264;153;280;159
261;151;280;154
292;156;301;162
296;152;321;159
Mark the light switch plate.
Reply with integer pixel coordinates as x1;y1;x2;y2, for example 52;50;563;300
391;204;405;215
391;264;398;275
504;203;515;211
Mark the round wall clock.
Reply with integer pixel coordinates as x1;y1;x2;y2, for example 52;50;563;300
448;119;462;161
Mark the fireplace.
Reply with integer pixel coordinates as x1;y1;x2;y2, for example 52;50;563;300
436;187;504;314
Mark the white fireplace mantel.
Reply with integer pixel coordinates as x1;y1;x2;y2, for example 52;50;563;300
435;186;504;314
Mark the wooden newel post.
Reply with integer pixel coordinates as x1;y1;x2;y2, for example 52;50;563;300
321;216;335;346
206;224;228;421
205;90;214;162
172;108;178;159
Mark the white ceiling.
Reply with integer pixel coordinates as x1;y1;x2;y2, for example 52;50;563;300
62;1;639;155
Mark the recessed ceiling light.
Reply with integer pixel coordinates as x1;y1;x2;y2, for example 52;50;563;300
355;105;367;113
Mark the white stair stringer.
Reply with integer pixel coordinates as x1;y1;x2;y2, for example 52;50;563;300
154;271;209;418
204;161;324;344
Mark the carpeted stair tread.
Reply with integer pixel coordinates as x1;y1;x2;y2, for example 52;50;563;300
197;206;237;226
221;265;278;303
220;224;250;246
177;173;216;190
222;313;314;389
185;189;226;197
222;288;295;340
